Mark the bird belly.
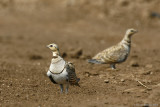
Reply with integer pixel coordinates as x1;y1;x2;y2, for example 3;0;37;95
52;70;68;84
117;56;128;63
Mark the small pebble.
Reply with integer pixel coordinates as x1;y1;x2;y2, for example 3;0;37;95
130;60;139;67
9;83;12;86
16;94;20;97
104;80;109;83
121;79;125;82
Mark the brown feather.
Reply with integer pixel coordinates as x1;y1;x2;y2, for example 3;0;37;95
66;62;80;86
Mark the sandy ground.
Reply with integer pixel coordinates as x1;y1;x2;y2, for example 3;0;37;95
0;0;160;107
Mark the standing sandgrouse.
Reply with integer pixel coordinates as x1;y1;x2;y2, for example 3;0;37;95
88;28;138;69
46;43;80;93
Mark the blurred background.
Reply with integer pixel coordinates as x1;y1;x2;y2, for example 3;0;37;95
0;0;160;61
0;0;160;106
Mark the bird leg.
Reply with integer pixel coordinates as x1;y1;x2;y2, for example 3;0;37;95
110;64;116;69
60;84;64;93
65;84;69;94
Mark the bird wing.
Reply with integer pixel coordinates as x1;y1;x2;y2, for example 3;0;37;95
66;62;80;86
88;59;106;64
93;45;128;63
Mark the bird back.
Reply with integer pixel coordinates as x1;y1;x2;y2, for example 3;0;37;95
93;43;130;64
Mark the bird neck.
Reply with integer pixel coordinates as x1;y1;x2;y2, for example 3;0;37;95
120;34;132;46
52;51;60;59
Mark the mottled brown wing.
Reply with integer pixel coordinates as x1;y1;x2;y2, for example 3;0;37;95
94;45;128;63
66;62;80;86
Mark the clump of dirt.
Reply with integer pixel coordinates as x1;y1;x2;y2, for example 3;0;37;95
29;54;43;60
67;48;83;58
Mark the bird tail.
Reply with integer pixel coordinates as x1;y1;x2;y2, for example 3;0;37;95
75;78;80;87
88;59;104;64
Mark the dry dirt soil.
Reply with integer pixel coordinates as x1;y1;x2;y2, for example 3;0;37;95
0;0;160;107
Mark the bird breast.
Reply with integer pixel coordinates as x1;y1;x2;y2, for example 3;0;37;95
49;59;66;74
122;43;130;52
117;44;130;62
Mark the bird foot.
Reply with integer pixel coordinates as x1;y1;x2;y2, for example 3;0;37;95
65;91;68;94
60;84;64;94
110;64;116;70
65;84;69;94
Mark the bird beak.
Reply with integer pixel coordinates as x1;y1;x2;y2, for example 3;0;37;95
135;30;138;33
46;45;49;48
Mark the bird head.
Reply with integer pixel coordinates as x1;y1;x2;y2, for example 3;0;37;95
47;43;60;58
47;43;59;51
125;28;138;37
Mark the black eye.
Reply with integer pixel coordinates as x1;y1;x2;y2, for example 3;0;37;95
131;30;134;32
50;45;53;47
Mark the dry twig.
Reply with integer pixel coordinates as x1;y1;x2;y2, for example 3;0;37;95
131;74;152;90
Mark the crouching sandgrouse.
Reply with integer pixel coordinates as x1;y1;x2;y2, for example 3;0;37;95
88;28;138;69
46;43;80;93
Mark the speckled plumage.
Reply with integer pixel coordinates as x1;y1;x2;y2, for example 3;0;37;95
88;29;138;69
47;43;80;93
